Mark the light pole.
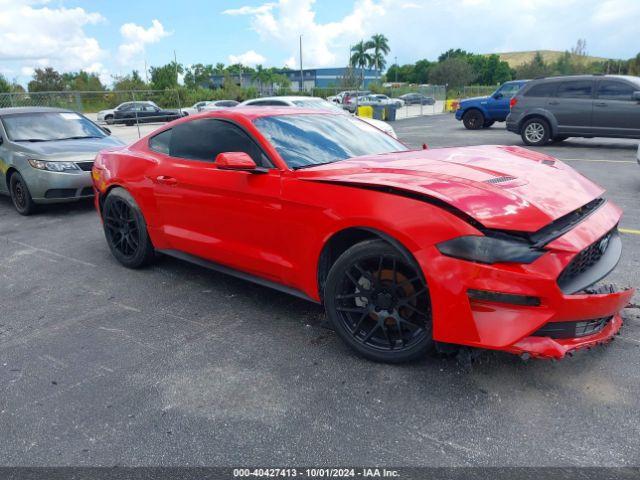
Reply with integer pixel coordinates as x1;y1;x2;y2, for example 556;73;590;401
394;56;398;83
299;34;304;93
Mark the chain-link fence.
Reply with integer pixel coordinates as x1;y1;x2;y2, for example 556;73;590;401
0;85;450;126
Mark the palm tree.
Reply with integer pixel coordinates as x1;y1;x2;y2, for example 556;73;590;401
350;41;372;89
365;34;390;80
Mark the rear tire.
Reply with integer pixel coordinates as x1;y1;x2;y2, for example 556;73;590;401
521;117;550;146
9;172;36;216
324;239;434;363
462;110;485;130
483;120;495;128
102;188;155;268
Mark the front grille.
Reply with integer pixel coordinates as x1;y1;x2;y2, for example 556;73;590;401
557;228;615;288
44;188;76;199
532;316;612;339
76;161;94;171
484;176;516;184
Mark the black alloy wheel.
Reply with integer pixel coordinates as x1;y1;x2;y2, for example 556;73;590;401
102;188;155;268
325;240;433;363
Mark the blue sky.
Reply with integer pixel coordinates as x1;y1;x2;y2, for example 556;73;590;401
1;0;639;86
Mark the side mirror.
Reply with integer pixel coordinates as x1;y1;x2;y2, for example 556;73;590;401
493;92;503;99
215;152;267;173
633;91;640;102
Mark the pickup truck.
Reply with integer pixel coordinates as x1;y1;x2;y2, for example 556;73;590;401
455;80;528;129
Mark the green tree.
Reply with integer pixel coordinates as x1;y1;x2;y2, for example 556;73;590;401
365;33;390;79
184;63;215;89
515;51;551;79
150;61;184;90
0;74;10;93
28;67;64;92
428;57;474;88
251;65;273;94
112;70;147;91
350;41;372;88
61;70;105;91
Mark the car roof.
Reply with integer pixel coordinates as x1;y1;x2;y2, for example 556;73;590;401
533;74;636;82
0;106;74;116
180;106;338;122
243;96;326;103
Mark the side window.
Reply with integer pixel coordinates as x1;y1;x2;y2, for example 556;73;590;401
523;82;557;97
597;81;635;101
168;119;269;166
149;129;172;155
557;81;593;99
119;104;132;111
497;83;521;98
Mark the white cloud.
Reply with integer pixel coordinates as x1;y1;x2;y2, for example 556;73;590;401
223;0;640;68
222;3;276;15
0;0;106;74
117;19;171;66
228;50;267;66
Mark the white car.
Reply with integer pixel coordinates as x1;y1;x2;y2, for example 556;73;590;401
199;100;239;112
181;100;239;115
97;101;158;124
238;96;398;139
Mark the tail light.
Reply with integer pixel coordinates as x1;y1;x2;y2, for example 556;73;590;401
509;97;518;109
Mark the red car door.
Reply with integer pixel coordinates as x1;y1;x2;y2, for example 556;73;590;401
148;118;285;282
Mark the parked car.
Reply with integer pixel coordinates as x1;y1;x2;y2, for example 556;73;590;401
0;107;124;215
330;90;371;105
113;103;183;126
507;74;640;146
343;94;404;112
199;100;239;111
455;80;528;129
93;107;632;363
238;96;397;138
372;94;404;107
97;101;158;124
179;101;214;116
399;93;435;105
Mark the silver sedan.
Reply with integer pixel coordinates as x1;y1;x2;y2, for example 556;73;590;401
0;107;124;215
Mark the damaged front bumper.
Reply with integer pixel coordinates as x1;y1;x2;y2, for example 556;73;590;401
505;284;633;359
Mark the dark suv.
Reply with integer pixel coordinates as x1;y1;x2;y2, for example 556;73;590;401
506;74;640;146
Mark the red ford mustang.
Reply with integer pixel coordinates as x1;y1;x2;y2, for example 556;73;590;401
92;108;634;363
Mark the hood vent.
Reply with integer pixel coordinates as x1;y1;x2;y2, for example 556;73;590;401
484;175;516;184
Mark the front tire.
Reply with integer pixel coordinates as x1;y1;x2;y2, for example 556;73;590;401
483;120;495;128
462;110;484;130
105;115;114;125
9;172;36;215
324;239;434;363
521;118;550;146
102;188;155;268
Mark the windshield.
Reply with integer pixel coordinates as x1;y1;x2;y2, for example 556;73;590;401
2;112;106;142
291;99;344;113
253;114;407;169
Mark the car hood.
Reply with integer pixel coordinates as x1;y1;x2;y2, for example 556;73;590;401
460;96;489;104
15;136;125;161
295;145;604;232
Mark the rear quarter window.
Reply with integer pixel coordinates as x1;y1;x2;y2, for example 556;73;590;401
149;129;172;154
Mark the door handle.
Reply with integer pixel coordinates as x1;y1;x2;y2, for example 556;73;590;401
594;102;607;107
156;175;177;186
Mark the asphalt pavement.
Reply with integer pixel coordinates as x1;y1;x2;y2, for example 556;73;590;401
0;114;639;467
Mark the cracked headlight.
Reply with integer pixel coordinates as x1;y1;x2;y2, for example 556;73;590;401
437;235;544;264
